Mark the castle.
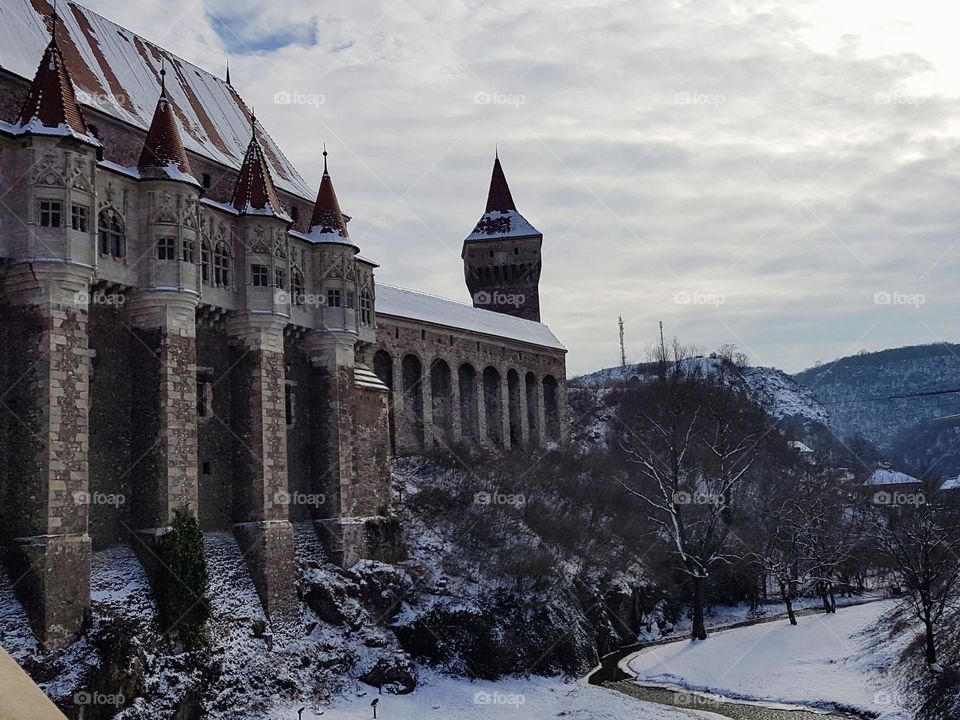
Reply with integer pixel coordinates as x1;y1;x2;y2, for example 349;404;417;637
0;1;567;652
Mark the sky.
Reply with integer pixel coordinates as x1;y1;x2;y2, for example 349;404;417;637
77;0;960;376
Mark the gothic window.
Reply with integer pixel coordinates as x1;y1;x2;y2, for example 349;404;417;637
327;288;341;307
360;289;372;325
196;375;213;418
158;236;176;260
214;243;231;287
346;291;355;309
71;205;89;232
98;209;124;258
182;238;195;264
252;264;269;287
291;269;305;306
201;242;211;283
275;268;285;289
39;200;62;227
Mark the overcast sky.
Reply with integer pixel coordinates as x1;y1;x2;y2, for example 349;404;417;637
81;0;960;376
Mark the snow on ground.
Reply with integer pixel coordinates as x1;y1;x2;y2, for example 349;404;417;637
625;599;910;718
274;671;698;720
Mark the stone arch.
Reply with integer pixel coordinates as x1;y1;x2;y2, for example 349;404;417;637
402;354;425;450
543;374;561;441
525;371;540;446
507;369;522;448
430;359;453;445
458;363;480;443
483;366;503;447
373;350;396;454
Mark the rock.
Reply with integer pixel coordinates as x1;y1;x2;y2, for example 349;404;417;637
360;654;417;695
303;569;365;628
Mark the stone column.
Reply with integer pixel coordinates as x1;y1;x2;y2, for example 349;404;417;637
1;263;93;651
475;370;488;449
450;370;463;443
500;367;512;450
304;329;356;565
518;372;530;449
421;362;434;449
126;291;200;532
226;313;297;621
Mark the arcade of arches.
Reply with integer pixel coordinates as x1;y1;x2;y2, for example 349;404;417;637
369;315;566;455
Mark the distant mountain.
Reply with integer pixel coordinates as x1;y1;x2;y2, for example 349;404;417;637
573;357;829;428
794;343;960;452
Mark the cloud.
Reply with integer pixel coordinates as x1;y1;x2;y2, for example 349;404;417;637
81;0;960;375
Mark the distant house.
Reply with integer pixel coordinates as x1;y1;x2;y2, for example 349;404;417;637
938;476;960;493
864;466;921;490
788;440;816;464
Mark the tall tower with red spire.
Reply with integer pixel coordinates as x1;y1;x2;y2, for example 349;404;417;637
462;154;542;322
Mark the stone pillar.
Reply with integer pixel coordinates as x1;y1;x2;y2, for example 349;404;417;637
450;371;462;443
304;329;356;564
1;263;93;651
475;370;488;449
538;379;549;445
226;313;297;621
500;367;512;450
126;291;200;531
421;362;434;449
518;372;530;448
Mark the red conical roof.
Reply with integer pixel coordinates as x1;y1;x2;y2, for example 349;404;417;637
138;72;196;183
484;155;516;212
16;13;91;140
308;151;349;239
230;116;290;220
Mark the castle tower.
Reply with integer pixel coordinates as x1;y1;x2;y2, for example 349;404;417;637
1;10;99;650
462;154;542;322
225;114;298;621
302;151;393;567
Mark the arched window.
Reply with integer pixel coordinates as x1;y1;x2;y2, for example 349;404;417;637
97;208;124;258
291;269;304;306
200;241;211;283
213;242;231;287
360;288;372;325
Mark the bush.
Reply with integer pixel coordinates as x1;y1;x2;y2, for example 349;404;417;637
154;509;210;651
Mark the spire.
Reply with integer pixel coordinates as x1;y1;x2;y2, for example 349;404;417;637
15;8;92;141
137;66;197;183
308;147;350;240
485;154;516;213
230;113;290;220
225;59;231;86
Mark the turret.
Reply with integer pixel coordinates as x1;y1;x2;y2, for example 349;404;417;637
462;153;542;322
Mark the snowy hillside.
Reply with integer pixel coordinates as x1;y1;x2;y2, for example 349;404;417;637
795;343;960;450
573;358;830;426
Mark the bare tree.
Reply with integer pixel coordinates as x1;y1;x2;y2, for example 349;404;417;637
871;491;960;665
617;345;763;640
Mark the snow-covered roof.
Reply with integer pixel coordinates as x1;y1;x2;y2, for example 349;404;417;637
465;209;541;242
939;476;960;492
0;0;313;200
375;283;565;351
864;468;920;486
788;440;814;453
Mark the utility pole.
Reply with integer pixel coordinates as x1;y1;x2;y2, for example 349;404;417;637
618;315;626;367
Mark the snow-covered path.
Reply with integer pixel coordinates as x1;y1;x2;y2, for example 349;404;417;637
623;599;910;719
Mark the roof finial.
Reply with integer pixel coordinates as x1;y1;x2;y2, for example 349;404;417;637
225;59;231;86
50;1;59;47
323;143;328;175
159;59;166;96
250;108;257;140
